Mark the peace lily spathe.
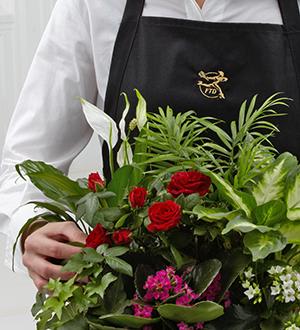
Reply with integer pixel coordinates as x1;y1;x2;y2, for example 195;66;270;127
80;90;147;168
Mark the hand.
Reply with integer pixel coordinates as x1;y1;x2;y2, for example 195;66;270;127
22;221;87;290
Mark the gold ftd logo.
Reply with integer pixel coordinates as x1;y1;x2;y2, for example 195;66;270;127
197;70;228;99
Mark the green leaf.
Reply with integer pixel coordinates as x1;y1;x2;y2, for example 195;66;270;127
87;273;117;299
193;205;234;222
92;208;123;228
243;230;287;261
100;314;159;328
252;153;297;206
107;166;134;206
191;259;222;295
83;248;105;263
170;245;184;269
84;195;101;226
27;201;74;221
222;215;274;235
253;200;286;226
286;168;300;220
104;247;129;257
62;253;87;273
16;160;87;211
280;221;300;244
103;276;129;314
57;316;89;330
105;256;133;276
157;301;224;323
205;171;251;217
218;250;251;301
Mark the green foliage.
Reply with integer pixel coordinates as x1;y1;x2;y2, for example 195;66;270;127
99;314;159;328
157;301;224;323
243;230;287;261
16;160;87;211
191;259;222;295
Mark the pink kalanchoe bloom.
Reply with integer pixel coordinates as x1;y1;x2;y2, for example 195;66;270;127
223;290;232;309
143;267;199;305
200;273;222;302
195;323;205;329
133;303;153;318
177;322;193;330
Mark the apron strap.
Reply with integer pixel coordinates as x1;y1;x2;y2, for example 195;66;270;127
278;0;300;108
278;0;300;31
104;0;145;119
103;0;145;179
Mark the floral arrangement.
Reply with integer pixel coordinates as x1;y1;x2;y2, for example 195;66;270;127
14;91;300;330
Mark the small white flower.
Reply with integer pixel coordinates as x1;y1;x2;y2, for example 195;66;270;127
244;268;255;280
268;266;284;275
285;324;300;330
271;285;281;296
244;286;256;300
283;288;296;303
280;274;292;283
282;280;294;290
242;280;251;289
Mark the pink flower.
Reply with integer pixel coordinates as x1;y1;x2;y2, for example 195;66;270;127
133;303;153;318
143;266;199;305
200;273;222;302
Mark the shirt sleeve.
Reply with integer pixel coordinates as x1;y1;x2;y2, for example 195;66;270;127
0;0;97;273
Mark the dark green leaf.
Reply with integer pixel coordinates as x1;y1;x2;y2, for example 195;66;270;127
157;301;224;323
100;314;159;328
191;259;222;295
105;256;133;276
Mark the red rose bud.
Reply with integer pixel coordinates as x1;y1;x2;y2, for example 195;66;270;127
88;172;105;192
85;224;111;249
147;200;181;232
112;229;132;246
129;187;148;208
167;171;211;198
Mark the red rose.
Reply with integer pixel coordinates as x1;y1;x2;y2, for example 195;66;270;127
112;229;132;245
88;172;105;192
167;171;211;198
85;224;110;249
147;200;181;232
129;187;148;208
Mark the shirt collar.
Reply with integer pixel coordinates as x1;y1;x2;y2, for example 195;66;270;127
184;0;226;22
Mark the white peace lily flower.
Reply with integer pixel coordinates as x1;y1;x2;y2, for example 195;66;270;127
117;140;133;167
135;89;147;131
81;98;118;148
117;93;133;166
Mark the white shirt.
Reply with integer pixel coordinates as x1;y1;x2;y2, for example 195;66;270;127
1;0;300;272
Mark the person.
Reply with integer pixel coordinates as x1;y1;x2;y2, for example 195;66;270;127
1;0;300;290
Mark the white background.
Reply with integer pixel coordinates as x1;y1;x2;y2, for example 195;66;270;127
0;1;101;329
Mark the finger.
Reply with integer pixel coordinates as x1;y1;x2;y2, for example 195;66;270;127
40;222;87;244
26;236;83;260
28;270;48;291
25;254;75;281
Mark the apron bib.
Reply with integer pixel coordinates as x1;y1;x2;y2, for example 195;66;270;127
103;0;300;175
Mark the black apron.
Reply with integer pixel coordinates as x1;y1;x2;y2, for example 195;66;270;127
103;0;300;176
